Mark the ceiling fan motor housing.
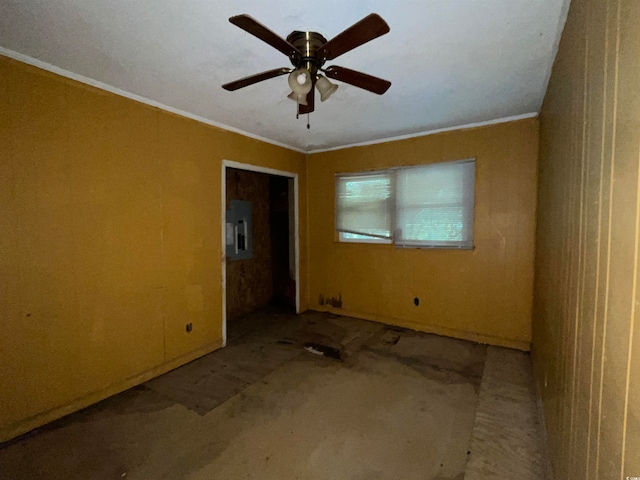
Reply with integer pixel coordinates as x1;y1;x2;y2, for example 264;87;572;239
286;31;328;77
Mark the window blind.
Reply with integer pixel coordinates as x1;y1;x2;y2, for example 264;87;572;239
335;171;393;240
395;159;475;248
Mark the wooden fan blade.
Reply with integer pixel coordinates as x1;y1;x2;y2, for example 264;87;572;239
229;14;301;57
317;14;389;61
324;66;391;95
298;80;315;114
222;68;291;91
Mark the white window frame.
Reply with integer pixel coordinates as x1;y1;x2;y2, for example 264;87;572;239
335;159;476;249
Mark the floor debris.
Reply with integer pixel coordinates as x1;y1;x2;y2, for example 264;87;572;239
304;342;341;360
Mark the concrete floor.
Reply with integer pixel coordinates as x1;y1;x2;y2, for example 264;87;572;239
0;309;550;479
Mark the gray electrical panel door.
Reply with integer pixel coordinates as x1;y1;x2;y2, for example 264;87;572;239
225;200;253;260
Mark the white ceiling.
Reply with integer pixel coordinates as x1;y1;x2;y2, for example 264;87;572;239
0;0;569;152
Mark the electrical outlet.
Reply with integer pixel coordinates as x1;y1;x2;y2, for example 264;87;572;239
186;323;193;333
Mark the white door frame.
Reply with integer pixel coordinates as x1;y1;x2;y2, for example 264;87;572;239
221;160;300;346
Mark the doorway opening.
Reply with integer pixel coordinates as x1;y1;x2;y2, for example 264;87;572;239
221;161;299;346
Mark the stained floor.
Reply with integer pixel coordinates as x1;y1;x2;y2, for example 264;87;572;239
0;309;550;479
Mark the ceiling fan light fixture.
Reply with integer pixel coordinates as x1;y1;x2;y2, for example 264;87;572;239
316;75;339;102
288;68;313;95
287;91;308;106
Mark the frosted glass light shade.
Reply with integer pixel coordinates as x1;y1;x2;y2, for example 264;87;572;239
288;68;313;95
316;75;338;102
287;91;308;105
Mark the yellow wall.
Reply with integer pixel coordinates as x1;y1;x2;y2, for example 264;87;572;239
533;0;640;478
306;119;538;350
0;55;307;441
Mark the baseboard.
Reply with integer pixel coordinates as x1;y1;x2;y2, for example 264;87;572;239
0;339;224;443
311;306;531;351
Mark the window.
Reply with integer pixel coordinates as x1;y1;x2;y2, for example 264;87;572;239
395;160;475;248
335;171;393;244
335;159;475;248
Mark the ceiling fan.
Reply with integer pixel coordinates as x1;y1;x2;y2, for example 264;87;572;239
222;13;392;122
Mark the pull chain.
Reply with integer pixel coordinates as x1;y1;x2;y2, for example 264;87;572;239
294;109;310;129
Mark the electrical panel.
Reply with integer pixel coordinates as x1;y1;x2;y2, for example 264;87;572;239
225;200;253;260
